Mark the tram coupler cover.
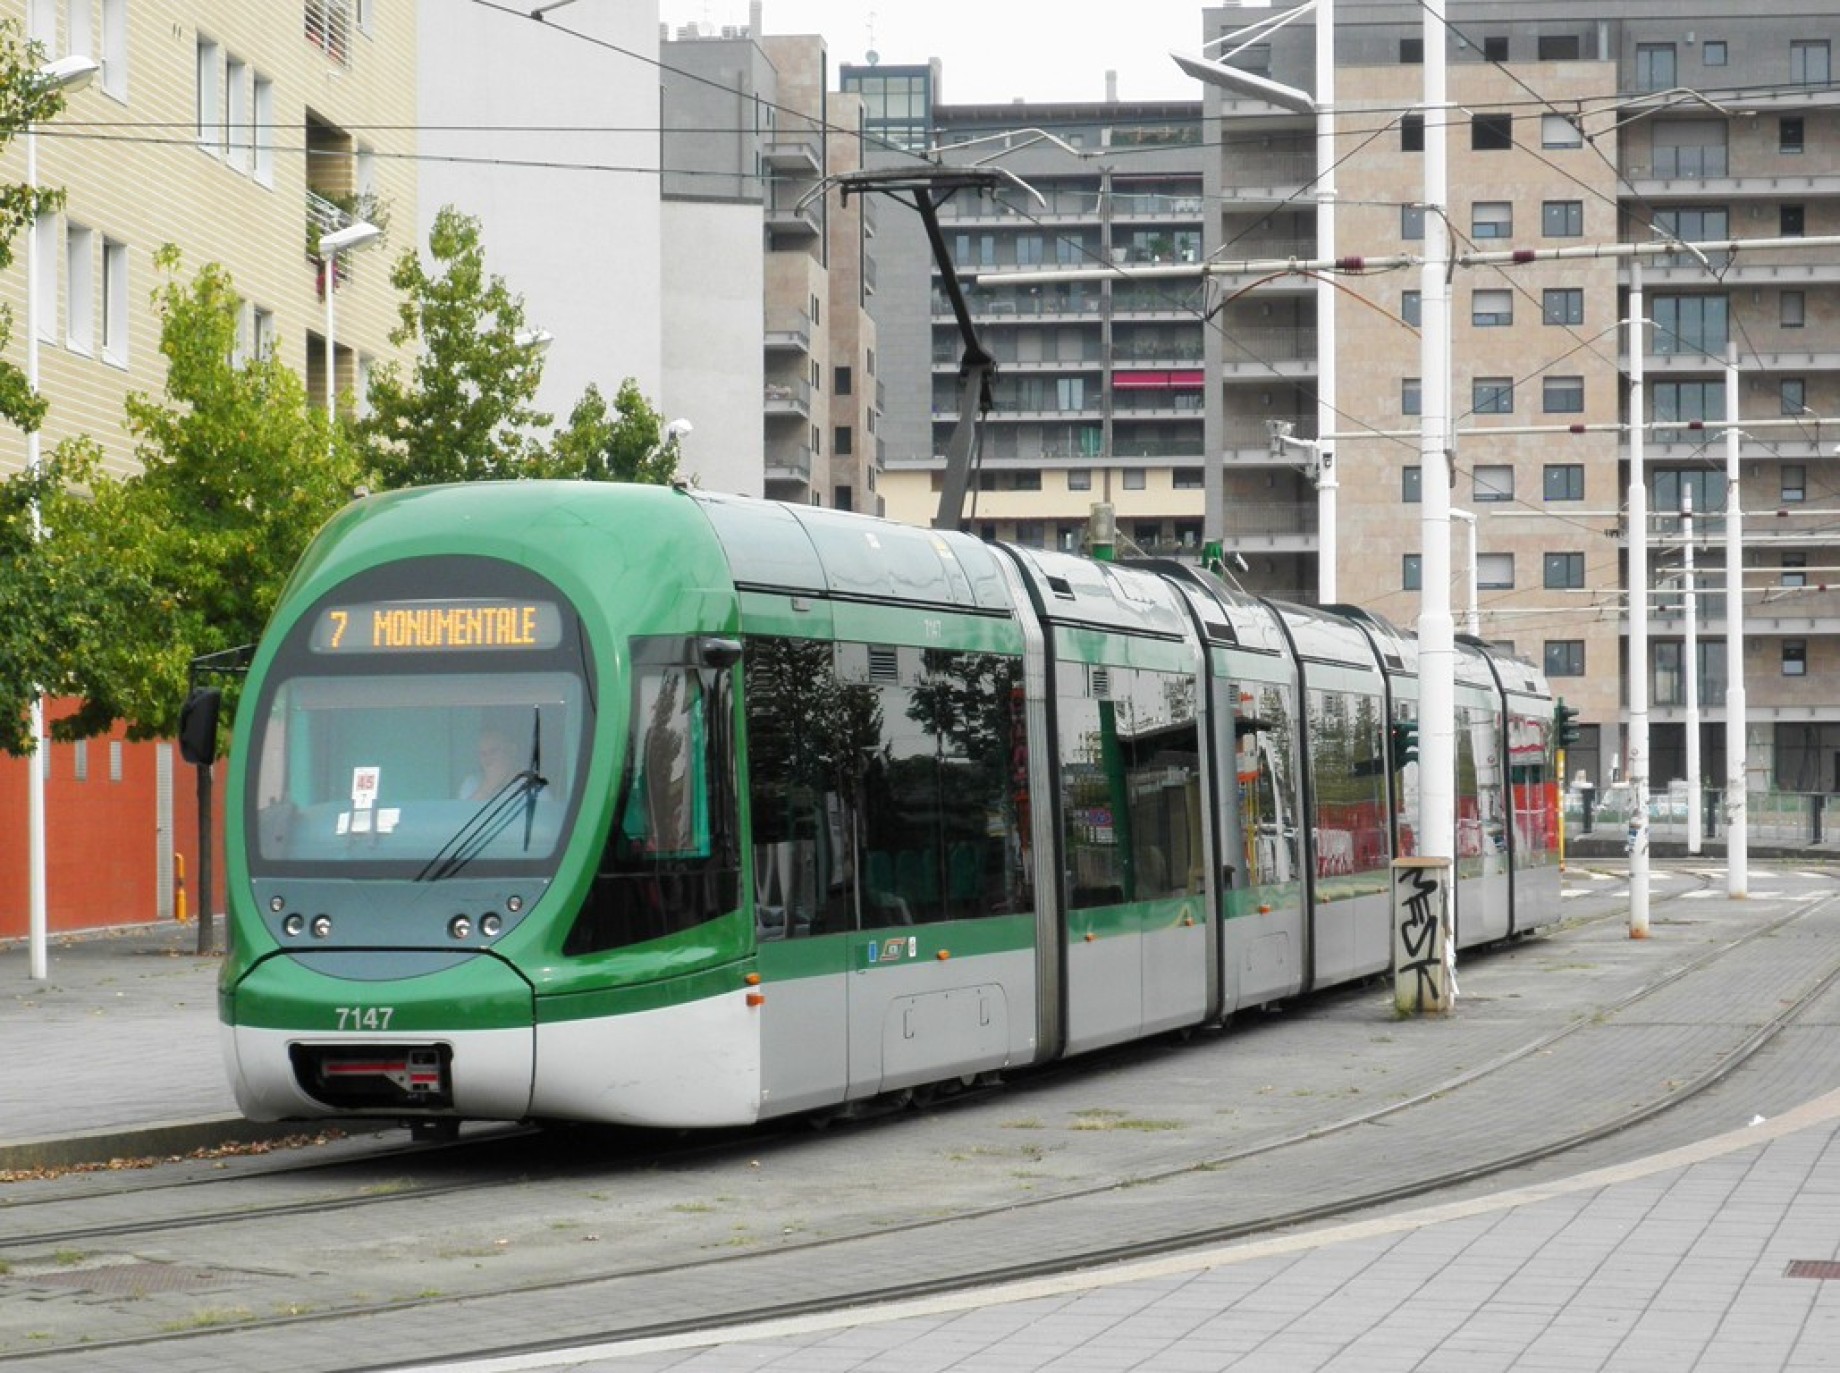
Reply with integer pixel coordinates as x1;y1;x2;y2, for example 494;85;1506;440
1392;857;1454;1016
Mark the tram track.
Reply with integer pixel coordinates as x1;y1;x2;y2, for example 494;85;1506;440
4;867;1837;1371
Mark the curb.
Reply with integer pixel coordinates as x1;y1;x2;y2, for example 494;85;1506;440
0;1116;318;1175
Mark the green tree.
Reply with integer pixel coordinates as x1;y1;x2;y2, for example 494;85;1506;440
360;205;551;488
536;378;684;485
6;249;359;750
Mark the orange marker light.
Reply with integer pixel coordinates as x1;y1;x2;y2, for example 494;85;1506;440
746;991;766;1007
745;972;762;985
936;949;951;960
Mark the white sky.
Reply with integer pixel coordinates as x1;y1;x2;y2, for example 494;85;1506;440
662;1;1215;106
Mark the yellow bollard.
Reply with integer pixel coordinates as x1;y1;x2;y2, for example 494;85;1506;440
174;851;190;924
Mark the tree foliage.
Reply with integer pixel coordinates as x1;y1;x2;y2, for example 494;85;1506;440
536;378;683;485
359;206;551;488
0;250;360;750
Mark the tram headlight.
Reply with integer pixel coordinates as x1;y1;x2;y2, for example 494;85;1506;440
449;915;473;941
269;895;286;913
506;895;523;914
480;913;503;938
282;913;305;938
310;914;333;939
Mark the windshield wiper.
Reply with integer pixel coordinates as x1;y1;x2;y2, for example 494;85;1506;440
417;707;549;882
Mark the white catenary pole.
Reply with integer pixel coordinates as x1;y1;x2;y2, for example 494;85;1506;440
1684;486;1700;856
1724;345;1748;896
1627;263;1651;938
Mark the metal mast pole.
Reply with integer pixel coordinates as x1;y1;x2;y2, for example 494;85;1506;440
1628;263;1651;937
1684;486;1700;855
1417;0;1455;865
1314;0;1338;603
1724;346;1748;895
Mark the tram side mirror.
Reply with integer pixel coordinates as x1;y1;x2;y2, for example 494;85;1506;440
178;687;222;766
699;637;744;670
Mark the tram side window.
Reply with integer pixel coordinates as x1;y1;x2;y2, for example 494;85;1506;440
565;651;740;955
744;636;877;938
1235;684;1301;887
1457;703;1508;868
1307;688;1389;884
1058;660;1202;909
743;638;1032;936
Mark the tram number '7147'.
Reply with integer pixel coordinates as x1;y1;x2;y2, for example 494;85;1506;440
335;1006;396;1031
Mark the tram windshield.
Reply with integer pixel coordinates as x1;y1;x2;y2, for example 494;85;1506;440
250;671;587;877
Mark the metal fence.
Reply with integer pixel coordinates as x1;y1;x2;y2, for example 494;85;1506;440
1568;785;1840;848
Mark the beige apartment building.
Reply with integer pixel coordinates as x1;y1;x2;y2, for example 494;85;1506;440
0;1;414;481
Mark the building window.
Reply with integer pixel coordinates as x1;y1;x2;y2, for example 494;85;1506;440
1483;35;1509;62
1782;205;1805;238
1541;114;1582;149
1636;43;1677;91
1173;468;1204;490
1538;35;1581;60
1472;201;1512;239
1544;463;1584;501
1474;466;1514;502
196;37;223;154
1122;469;1147;491
1783;641;1807;676
1401;204;1425;240
1067;468;1092;492
226;55;251;174
1782;465;1806;503
1544;552;1585;589
102;237;128;366
1703;40;1727;67
1781;378;1806;415
1544;641;1585;677
834;426;853;457
1401;113;1424;152
1403;554;1422;591
1471;113;1513;150
1542;200;1583;237
1400;36;1423;64
1783;552;1807;588
1543;288;1584;326
1654;295;1728;356
1474;378;1514;414
1782;291;1805;328
1543;375;1584;414
101;0;129;98
1791;40;1830;85
1403;465;1421;503
65;223;93;354
1780;117;1805;154
1478;553;1514;590
1402;377;1422;416
835;366;853;395
1472;289;1513;326
253;74;275;186
1402;290;1421;327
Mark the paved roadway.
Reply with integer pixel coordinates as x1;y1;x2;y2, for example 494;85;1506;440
2;861;1837;1371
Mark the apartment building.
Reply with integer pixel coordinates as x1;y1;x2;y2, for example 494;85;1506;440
661;22;880;508
1200;0;1840;799
844;69;1211;550
0;0;415;935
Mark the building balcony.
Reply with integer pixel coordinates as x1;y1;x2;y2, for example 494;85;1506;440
764;442;814;484
766;198;821;238
765;378;811;419
1219;153;1314;200
762;131;822;175
1221;499;1319;549
764;308;812;354
1622;166;1840;201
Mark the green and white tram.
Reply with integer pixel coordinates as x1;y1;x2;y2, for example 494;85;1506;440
219;482;1558;1131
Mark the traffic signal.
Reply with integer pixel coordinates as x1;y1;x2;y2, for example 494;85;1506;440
1554;699;1582;750
1390;718;1419;770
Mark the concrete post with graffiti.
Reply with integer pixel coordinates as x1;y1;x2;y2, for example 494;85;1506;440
1392;857;1454;1015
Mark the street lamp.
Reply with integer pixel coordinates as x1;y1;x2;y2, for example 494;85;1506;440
1174;0;1338;601
25;52;100;984
319;219;382;418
